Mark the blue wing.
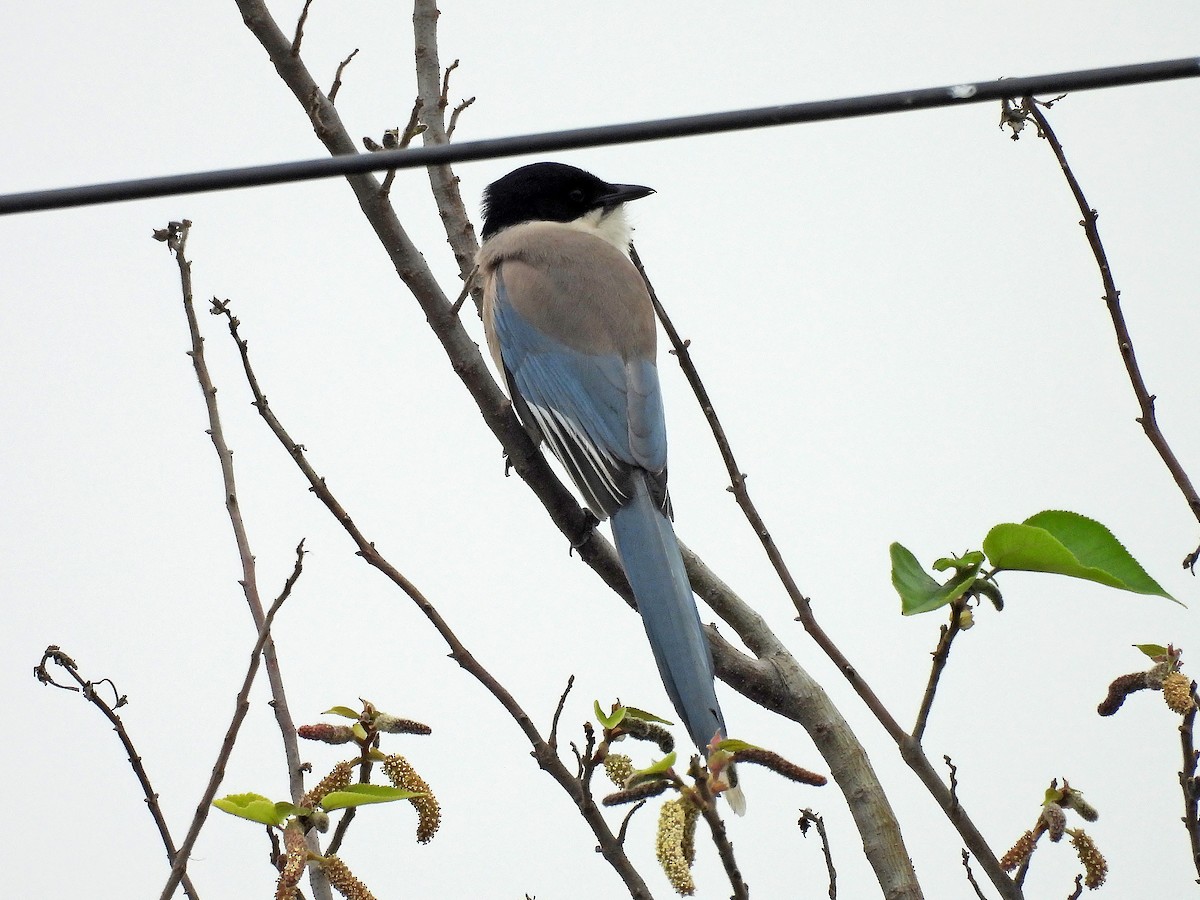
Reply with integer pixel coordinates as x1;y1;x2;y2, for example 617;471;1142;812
490;265;668;518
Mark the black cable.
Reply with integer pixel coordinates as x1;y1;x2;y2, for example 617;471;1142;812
1;56;1196;216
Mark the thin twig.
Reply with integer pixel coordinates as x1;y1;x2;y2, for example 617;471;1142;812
798;809;837;899
447;97;475;141
439;59;459;111
209;294;653;898
944;755;960;812
691;760;749;900
1180;681;1200;881
34;649;201;900
616;800;647;846
325;752;374;856
379;99;426;197
290;0;313;56
913;600;966;741
328;48;358;104
548;675;575;753
450;264;477;315
1066;873;1084;900
159;541;306;900
961;849;989;900
630;244;1013;899
1024;98;1200;569
158;222;321;900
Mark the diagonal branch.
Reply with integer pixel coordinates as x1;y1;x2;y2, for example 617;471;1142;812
157;220;322;900
632;247;1015;899
1024;98;1200;570
34;648;201;900
211;295;653;898
231;4;937;897
159;541;305;900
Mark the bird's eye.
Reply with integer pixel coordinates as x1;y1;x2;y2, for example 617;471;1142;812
567;189;586;204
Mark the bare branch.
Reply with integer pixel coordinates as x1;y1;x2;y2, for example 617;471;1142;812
412;1;479;287
690;759;748;900
912;601;966;741
209;294;653;898
632;245;973;900
157;222;319;900
944;755;960;811
961;849;990;900
34;648;201;900
616;800;647;846
159;540;306;900
446;96;475;141
290;0;313;56
548;675;575;753
1179;680;1200;881
325;752;375;856
1024;98;1200;568
798;809;837;899
328;48;359;104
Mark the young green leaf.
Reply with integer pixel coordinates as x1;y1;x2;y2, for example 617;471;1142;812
213;792;289;827
712;738;761;754
632;752;677;778
891;542;980;615
982;511;1178;603
622;706;674;725
320;784;425;811
594;700;626;730
323;706;361;719
1134;643;1170;659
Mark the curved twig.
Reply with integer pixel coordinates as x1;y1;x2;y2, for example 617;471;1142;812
34;648;200;900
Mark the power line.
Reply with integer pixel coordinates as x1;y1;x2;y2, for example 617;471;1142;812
2;56;1197;216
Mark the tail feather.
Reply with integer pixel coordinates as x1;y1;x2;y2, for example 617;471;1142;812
611;472;727;754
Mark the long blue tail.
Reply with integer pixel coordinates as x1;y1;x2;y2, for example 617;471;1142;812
610;471;727;754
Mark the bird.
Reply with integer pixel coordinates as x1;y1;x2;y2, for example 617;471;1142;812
477;161;742;812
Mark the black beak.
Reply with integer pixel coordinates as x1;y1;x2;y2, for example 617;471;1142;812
598;182;656;209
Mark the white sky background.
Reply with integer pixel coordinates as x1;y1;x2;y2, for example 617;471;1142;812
3;2;1199;898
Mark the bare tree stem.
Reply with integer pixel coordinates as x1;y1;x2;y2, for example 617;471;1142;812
1179;681;1200;881
912;602;965;741
211;296;654;898
159;543;303;900
34;649;201;900
632;246;1019;900
159;222;322;900
1025;99;1200;569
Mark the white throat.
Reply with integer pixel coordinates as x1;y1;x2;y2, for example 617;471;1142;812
564;204;634;254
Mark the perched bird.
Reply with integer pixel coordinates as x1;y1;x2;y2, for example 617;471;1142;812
478;162;741;811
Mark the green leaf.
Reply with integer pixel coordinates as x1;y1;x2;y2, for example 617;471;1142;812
932;550;986;573
712;738;760;753
351;722;369;741
320;784;425;811
633;752;677;778
891;543;980;615
622;706;674;725
213;793;289;827
1134;643;1170;659
594;700;626;730
323;706;361;719
275;802;308;820
982;510;1178;603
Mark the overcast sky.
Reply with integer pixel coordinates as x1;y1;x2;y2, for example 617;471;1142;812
4;3;1199;898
